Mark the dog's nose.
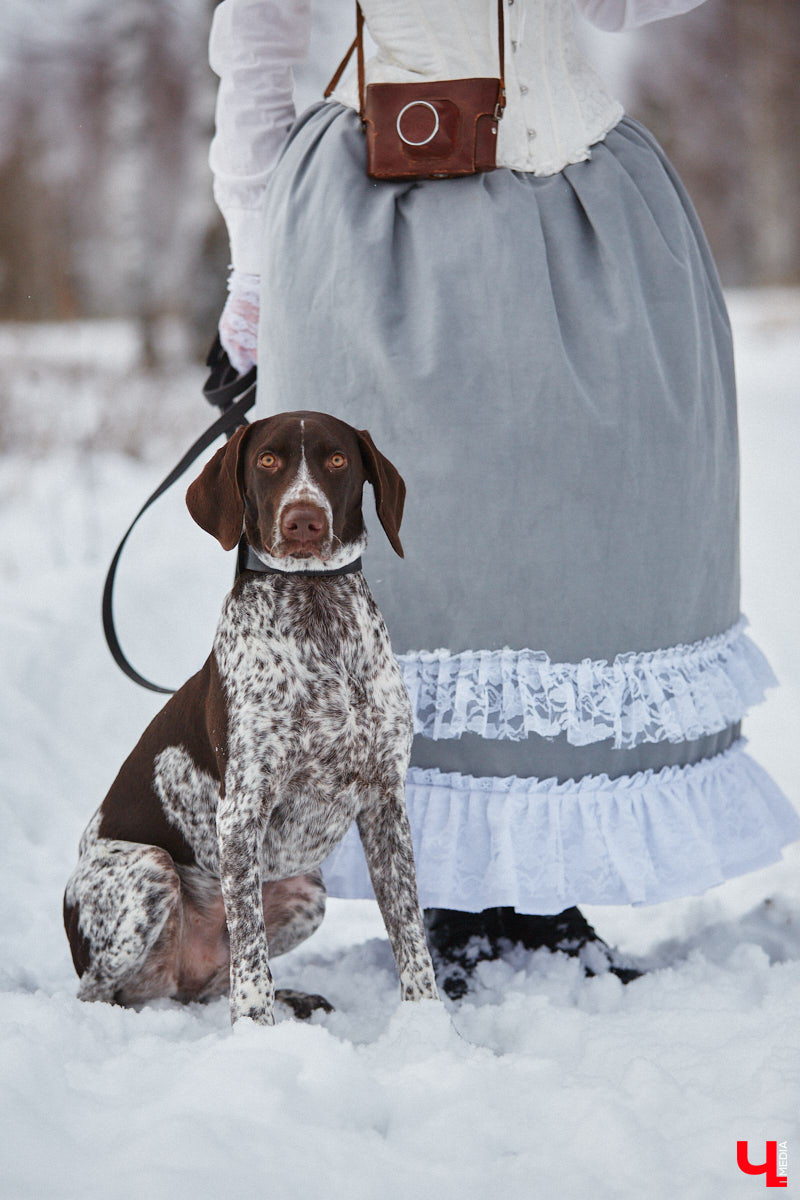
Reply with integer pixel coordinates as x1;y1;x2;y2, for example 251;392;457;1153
280;504;326;542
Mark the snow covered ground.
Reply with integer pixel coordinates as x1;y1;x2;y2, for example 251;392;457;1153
1;293;799;1199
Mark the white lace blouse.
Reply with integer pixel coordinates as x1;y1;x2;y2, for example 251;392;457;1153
209;0;707;273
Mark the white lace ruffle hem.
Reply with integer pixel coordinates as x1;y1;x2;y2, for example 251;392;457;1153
397;616;776;749
321;740;800;912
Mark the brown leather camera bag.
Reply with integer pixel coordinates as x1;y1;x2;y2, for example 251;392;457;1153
324;3;506;181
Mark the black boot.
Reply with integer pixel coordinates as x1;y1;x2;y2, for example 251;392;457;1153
424;906;642;997
424;907;507;1000
500;906;642;984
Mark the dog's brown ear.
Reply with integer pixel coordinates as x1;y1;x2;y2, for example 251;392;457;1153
186;425;249;550
356;428;406;558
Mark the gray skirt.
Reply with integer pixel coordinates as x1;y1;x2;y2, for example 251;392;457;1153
256;101;799;911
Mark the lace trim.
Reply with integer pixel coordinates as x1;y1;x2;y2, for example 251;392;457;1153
397;617;777;749
226;269;261;305
322;740;800;911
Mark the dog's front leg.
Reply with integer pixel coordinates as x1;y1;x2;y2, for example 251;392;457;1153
357;788;439;1002
217;793;274;1025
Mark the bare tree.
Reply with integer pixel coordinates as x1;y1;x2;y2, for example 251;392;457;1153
630;0;800;286
0;0;225;361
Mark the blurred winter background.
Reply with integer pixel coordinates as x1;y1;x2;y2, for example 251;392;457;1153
3;0;799;335
1;3;799;1199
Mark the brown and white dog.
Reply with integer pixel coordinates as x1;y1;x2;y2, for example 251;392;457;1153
64;411;438;1024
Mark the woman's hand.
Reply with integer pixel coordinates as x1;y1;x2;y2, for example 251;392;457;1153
219;269;260;374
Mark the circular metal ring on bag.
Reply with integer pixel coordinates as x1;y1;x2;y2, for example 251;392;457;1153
396;100;440;147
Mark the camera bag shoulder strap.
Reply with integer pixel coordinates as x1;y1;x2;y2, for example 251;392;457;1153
324;2;506;119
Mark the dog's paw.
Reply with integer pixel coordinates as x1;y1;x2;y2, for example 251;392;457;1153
274;988;334;1020
230;1005;276;1027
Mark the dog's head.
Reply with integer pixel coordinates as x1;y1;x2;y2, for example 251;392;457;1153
186;411;406;569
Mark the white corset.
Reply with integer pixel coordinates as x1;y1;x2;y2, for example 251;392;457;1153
209;0;707;271
331;0;624;176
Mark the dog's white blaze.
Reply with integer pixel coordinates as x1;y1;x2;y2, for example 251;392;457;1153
263;440;367;571
257;417;370;571
271;444;333;550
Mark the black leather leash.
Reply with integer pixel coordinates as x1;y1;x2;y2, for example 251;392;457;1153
101;338;257;695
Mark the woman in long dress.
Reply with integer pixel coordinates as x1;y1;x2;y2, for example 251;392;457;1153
209;0;799;994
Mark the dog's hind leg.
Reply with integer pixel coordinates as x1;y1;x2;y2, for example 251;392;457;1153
64;838;182;1004
262;869;327;956
265;870;333;1018
174;867;332;1015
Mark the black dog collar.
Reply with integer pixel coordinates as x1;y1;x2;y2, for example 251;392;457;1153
240;543;363;578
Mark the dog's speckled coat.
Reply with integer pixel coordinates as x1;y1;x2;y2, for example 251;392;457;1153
64;412;438;1024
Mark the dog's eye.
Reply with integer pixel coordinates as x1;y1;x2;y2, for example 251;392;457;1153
329;453;347;470
258;452;279;470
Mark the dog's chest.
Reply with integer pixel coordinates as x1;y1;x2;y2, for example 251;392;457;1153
226;634;406;773
216;577;410;757
202;575;413;876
